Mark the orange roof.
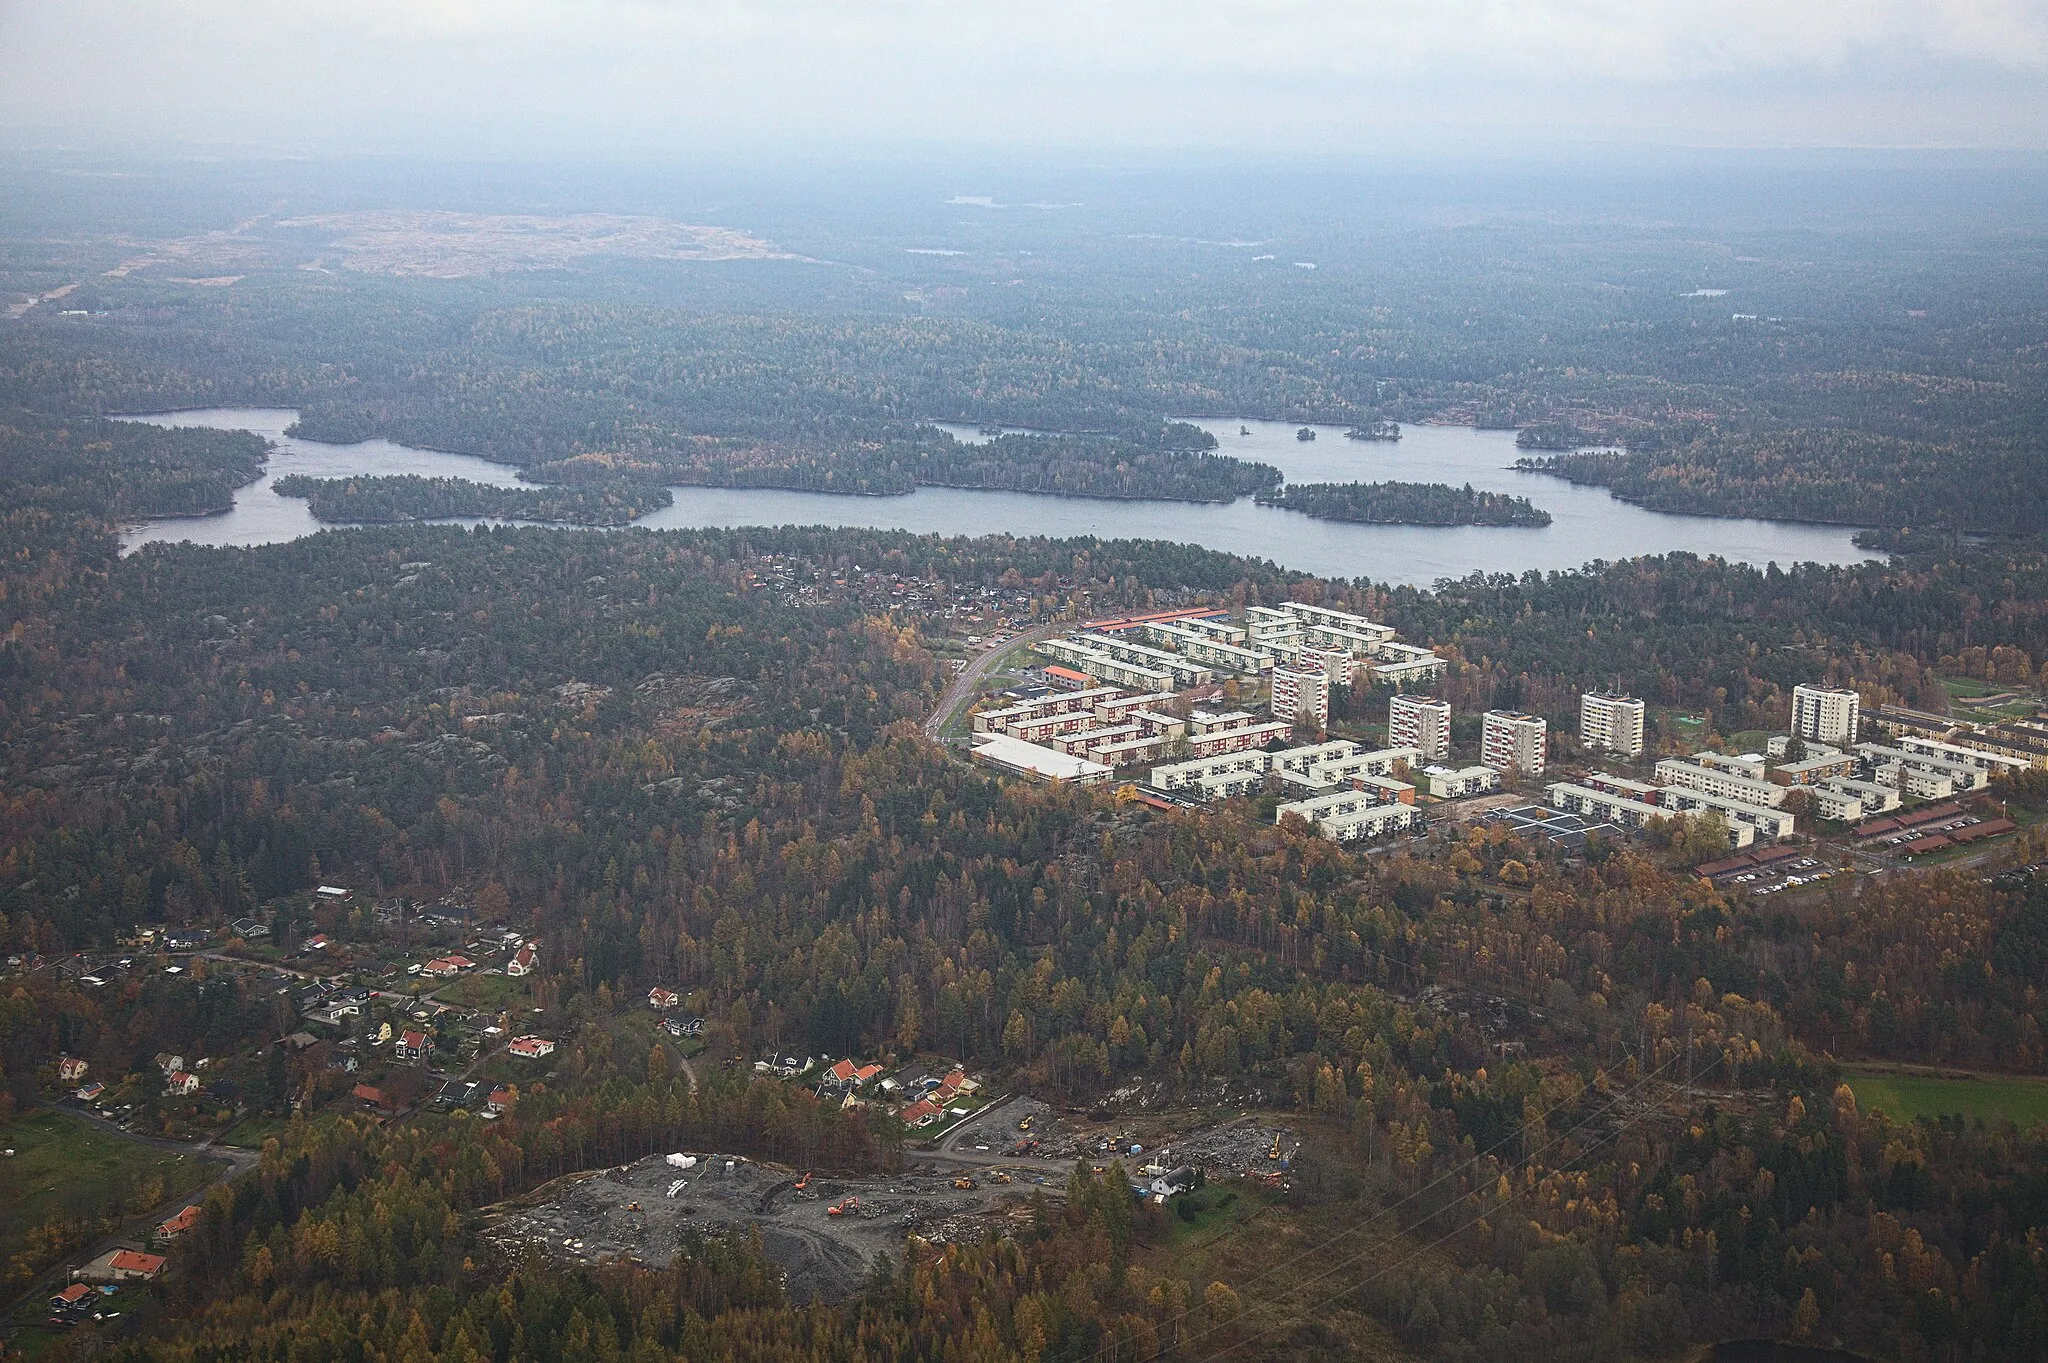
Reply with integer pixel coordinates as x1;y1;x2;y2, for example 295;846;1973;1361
109;1250;165;1274
855;1063;884;1082
56;1284;93;1303
828;1059;857;1082
158;1205;202;1234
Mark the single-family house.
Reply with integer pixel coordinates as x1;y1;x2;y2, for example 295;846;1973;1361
306;934;330;951
58;1056;88;1083
75;1248;166;1283
154;1052;185;1076
76;1080;106;1102
486;1087;513;1115
352;1083;397;1113
231;917;269;939
396;1029;429;1063
167;1070;200;1096
648;986;680;1011
507;943;538;977
422;958;462;978
1148;1166;1198;1199
899;1098;943;1127
508;1036;556;1059
50;1282;95;1315
157;1205;203;1240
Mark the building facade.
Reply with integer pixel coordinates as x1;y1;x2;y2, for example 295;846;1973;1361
1578;692;1646;758
1389;693;1452;762
1270;666;1331;728
1792;685;1861;746
1481;710;1548;778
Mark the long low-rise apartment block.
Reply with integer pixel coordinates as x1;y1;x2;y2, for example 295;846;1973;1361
1034;637;1177;691
1854;742;1991;793
1659;787;1798;840
973;686;1124;733
1655;759;1789;809
1896;733;2032;776
1548;782;1757;849
1276;790;1422;842
1811;777;1902;823
1420;764;1501;799
1151;750;1276;791
1187;720;1293;758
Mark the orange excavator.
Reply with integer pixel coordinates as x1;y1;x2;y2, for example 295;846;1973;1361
794;1171;812;1192
827;1197;859;1217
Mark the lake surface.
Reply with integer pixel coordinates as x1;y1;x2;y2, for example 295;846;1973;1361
119;410;1875;587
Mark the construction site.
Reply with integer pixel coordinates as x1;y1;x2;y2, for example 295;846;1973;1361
481;1154;1042;1303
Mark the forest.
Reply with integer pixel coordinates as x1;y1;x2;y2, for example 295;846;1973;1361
2;390;2048;1356
271;474;676;526
1258;481;1552;527
4;167;2048;1360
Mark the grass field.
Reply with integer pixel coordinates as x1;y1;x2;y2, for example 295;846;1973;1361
216;1114;290;1148
1845;1068;2048;1128
433;971;528;1012
0;1108;213;1276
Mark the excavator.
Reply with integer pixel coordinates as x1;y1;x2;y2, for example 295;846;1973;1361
794;1171;811;1193
1269;1133;1283;1160
827;1197;859;1217
952;1176;976;1190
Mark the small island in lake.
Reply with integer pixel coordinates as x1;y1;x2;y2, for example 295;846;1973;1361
1258;480;1553;527
1344;419;1401;441
273;474;674;525
1296;426;1317;441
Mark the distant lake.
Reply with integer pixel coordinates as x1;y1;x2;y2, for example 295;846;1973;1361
118;410;1875;587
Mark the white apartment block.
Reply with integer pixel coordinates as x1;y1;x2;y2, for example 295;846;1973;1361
1271;667;1331;728
1581;770;1664;802
1578;692;1646;758
973;687;1123;733
1278;601;1397;643
1897;734;2031;777
1151;750;1274;792
1772;751;1859;785
1695;751;1769;779
1276;790;1421;843
1389;694;1452;763
1548;782;1757;849
1792;685;1861;746
1370;654;1449;688
1481;710;1548;777
1186;721;1293;759
1854;742;1990;793
1304;747;1421;788
1813;777;1901;822
1034;638;1175;692
1272;740;1364;775
1875;763;1955;801
1419;765;1500;799
1659;787;1798;841
1655;759;1789;809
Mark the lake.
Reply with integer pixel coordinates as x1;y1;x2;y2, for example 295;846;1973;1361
118;410;1874;587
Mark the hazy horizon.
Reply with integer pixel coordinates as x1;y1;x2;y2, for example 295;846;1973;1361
5;1;2048;159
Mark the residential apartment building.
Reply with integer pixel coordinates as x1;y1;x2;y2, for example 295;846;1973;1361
1654;759;1790;809
1792;685;1861;746
1578;692;1646;758
1271;666;1331;728
1389;693;1452;762
1481;710;1548;777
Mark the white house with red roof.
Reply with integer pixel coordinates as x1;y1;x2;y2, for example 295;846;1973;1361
508;1036;556;1059
395;1029;429;1063
648;986;681;1011
58;1056;88;1083
167;1070;200;1097
507;943;538;977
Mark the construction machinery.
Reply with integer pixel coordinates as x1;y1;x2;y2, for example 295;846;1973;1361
793;1171;811;1192
1269;1133;1283;1160
1016;1115;1033;1132
952;1176;976;1190
990;1170;1012;1185
827;1197;859;1217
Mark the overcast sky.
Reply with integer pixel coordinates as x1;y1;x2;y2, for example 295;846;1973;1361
6;0;2048;157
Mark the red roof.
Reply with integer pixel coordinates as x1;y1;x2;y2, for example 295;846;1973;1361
488;1087;513;1107
55;1284;92;1304
828;1059;858;1082
900;1098;941;1124
159;1205;202;1235
109;1250;165;1275
400;1030;428;1050
352;1083;388;1105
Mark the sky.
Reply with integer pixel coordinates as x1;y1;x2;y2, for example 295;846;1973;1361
5;0;2048;157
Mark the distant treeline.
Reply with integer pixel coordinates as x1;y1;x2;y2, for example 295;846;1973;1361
1259;480;1552;526
271;474;674;525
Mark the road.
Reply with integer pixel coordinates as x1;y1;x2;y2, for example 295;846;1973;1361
5;1101;259;1327
922;622;1065;741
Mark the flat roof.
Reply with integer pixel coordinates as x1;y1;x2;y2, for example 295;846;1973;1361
971;733;1113;782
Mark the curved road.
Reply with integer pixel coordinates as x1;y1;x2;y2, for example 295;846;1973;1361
923;622;1065;741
